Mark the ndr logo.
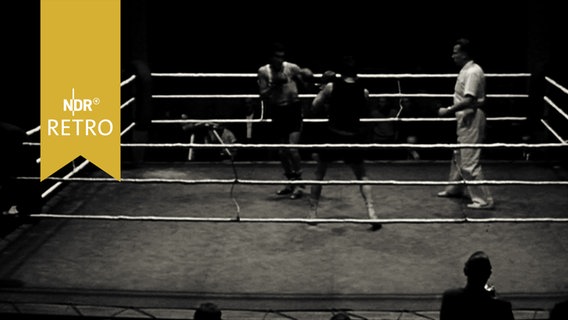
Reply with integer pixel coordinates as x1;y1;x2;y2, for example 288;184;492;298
63;88;100;116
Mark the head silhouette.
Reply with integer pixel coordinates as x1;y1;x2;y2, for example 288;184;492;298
330;312;351;320
452;38;475;67
321;70;337;84
338;55;357;78
194;302;222;320
268;42;286;71
463;251;492;289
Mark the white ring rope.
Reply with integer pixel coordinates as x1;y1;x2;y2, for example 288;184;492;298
26;126;41;136
152;117;527;124
540;119;567;143
28;213;568;224
152;93;528;99
121;97;135;110
22;142;567;153
154;94;258;99
151;72;531;79
359;73;532;78
116;142;567;149
152;72;257;78
544;96;568;121
545;76;568;95
156;118;267;124
395;79;404;118
120;75;136;86
26;176;568;186
121;122;136;136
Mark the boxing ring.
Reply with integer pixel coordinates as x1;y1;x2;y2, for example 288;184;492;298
1;72;567;319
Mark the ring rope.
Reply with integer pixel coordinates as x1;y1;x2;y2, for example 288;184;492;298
28;213;568;224
372;93;528;98
152;116;527;124
152;93;528;99
120;75;136;86
361;73;532;78
150;72;531;79
209;126;241;217
114;142;568;149
545;76;568;95
152;72;257;78
544;96;568;120
121;97;135;110
395;79;404;118
541;119;567;143
26;126;41;136
25;177;568;186
21;142;568;150
121;122;136;136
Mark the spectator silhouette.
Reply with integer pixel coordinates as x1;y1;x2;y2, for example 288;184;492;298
368;97;398;160
397;97;421;160
330;312;351;320
440;251;514;320
549;299;568;320
370;97;397;142
194;302;222;320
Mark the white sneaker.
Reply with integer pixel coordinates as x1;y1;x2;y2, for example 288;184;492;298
367;205;382;231
290;186;304;199
367;205;378;220
466;202;495;210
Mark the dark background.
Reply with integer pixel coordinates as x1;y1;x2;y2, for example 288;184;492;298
122;0;565;75
2;0;567;144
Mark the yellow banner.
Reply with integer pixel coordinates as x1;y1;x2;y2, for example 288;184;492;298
41;0;120;181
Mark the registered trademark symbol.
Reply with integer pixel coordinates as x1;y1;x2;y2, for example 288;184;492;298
93;97;101;105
